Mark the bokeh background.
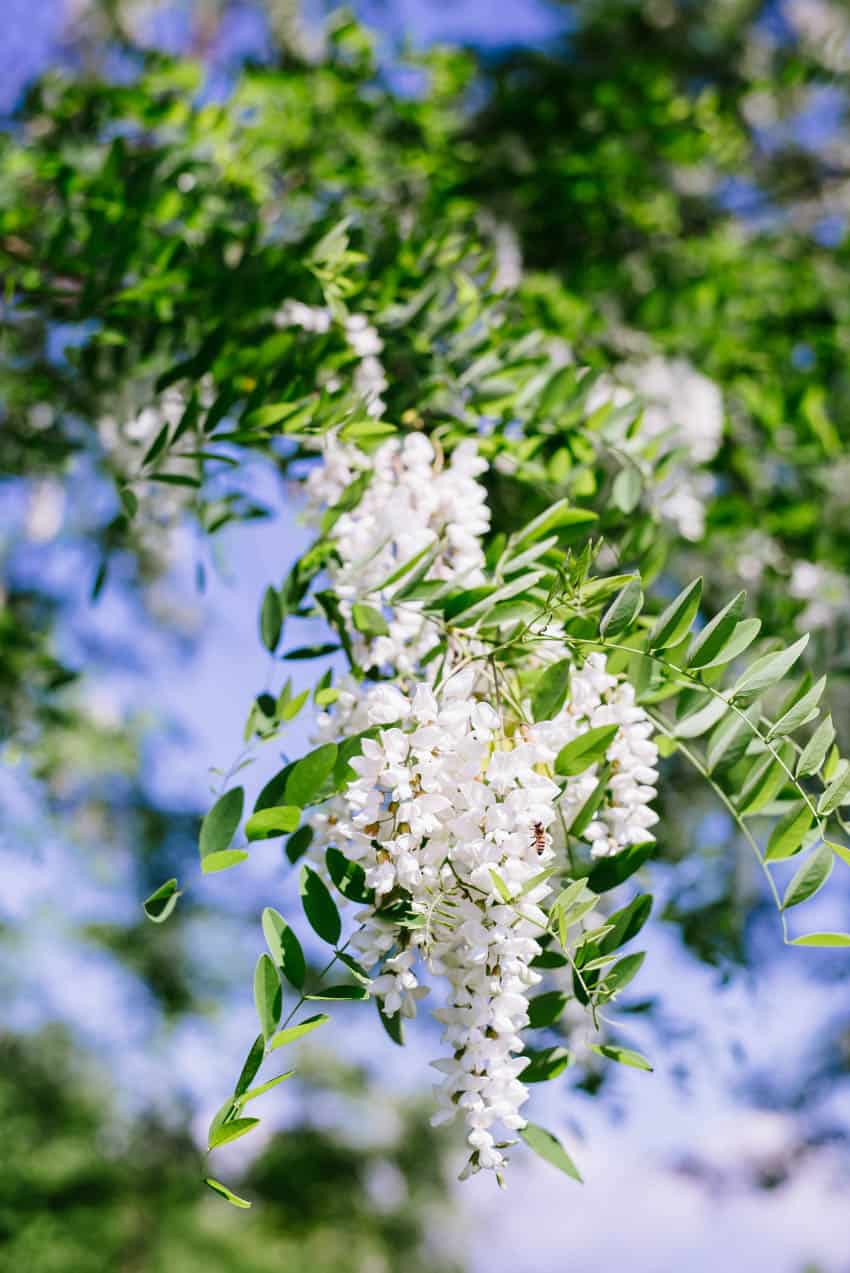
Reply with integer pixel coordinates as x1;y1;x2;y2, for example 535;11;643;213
2;2;850;1271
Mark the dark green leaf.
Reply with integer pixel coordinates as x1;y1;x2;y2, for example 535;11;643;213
687;592;745;669
260;586;283;652
521;1046;572;1083
527;990;569;1029
300;865;341;945
285;744;338;809
200;788;244;860
600;577;643;639
262;908;306;989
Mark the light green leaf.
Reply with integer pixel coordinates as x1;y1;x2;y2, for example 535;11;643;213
737;750;789;818
596;951;646;1000
790;932;850;947
674;695;728;740
555;724;619;777
204;1177;252;1208
208;1117;260;1151
648;578;702;650
285;743;338;809
270;1014;330;1049
612;466;642;513
245;806;300;841
817;760;850;816
143;878;182;923
262;908;306;989
352;602;389;637
201;849;249;875
733;635;809;699
590;1044;653;1071
200;787;244;860
797;716;836;778
765;802;815;862
254;953;282;1039
687;592;745;669
532;659;571;723
300;865;341;946
489;869;513;902
782;845;834;910
600;577;643;639
767;676;826;739
520;1123;583;1182
513;498;597;548
234;1070;295;1105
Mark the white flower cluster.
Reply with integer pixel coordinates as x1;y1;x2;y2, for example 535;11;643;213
305;431;490;674
301;432;659;1176
275;300;388;417
588;355;724;540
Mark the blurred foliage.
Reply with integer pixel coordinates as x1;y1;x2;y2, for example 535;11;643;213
0;1029;460;1273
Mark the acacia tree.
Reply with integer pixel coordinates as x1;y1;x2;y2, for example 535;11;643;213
3;7;850;1206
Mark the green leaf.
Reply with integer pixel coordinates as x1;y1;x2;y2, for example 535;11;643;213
599;894;653;953
260;586;282;652
767;676;826;739
254;953;282;1040
204;1177;252;1208
532;659;571;722
707;706;757;773
143;878;182;923
733;635;809;699
234;1035;265;1098
286;825;314;865
790;932;850;948
596;951;645;1000
687;592;745;669
520;1123;582;1183
300;865;341;946
262;908;306;990
797;716;836;778
489;869;513;902
326;847;373;904
200;787;244;860
588;842;654;893
377;998;405;1046
782;845;834;910
513;498;597;548
201;849;249;874
696;617;761;671
245;806;300;841
648;578;702;651
590;1044;653;1071
234;1070;295;1105
737;751;789;818
817;761;850;816
673;695;728;740
285;744;338;809
555;724;619;777
352;602;389;637
208;1117;260;1151
305;985;369;1001
527;990;569;1029
270;1014;330;1049
765;802;815;862
600;577;643;639
611;466;642;514
568;766;612;838
521;1046;572;1083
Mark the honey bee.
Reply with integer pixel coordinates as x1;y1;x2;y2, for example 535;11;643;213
530;821;547;855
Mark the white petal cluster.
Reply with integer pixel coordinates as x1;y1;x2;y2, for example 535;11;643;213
305;432;490;674
531;654;660;858
274;300;388;417
301;433;659;1177
331;669;558;1177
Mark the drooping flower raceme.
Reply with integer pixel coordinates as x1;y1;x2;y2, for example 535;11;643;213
303;431;659;1178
